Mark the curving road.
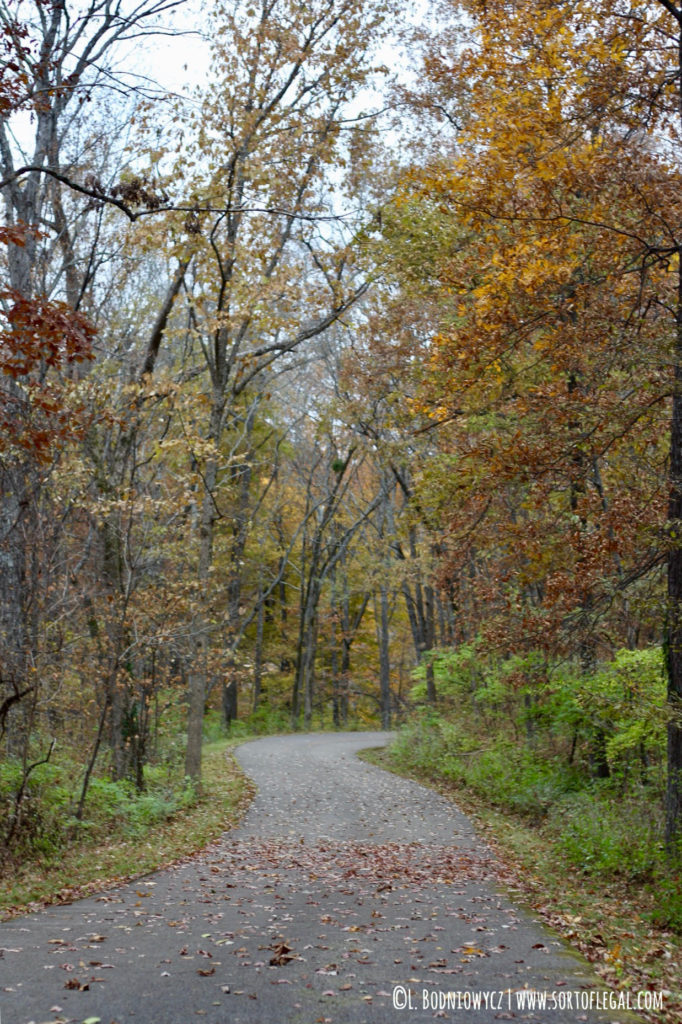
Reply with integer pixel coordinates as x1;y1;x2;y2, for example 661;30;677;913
0;732;637;1023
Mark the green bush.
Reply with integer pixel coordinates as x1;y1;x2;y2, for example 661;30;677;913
410;644;481;703
0;759;70;858
649;870;682;932
123;793;177;834
235;705;291;736
389;717;581;820
0;746;206;860
81;768;198;838
0;759;24;795
387;712;472;776
464;742;582;819
545;788;663;878
86;776;134;819
202;709;227;743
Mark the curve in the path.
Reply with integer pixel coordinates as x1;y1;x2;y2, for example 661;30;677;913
0;732;640;1024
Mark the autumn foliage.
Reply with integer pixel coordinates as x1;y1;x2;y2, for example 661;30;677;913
4;0;682;901
1;287;94;446
373;0;682;847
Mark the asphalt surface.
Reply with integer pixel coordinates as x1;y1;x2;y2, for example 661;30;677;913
0;732;641;1024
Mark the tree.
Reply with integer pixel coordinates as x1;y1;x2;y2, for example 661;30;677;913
335;246;458;705
400;0;682;848
173;0;397;783
0;0;188;789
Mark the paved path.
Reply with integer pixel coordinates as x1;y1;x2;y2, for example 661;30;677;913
0;732;636;1024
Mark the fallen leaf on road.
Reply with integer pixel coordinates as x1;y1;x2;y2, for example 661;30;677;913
269;942;296;965
64;978;89;991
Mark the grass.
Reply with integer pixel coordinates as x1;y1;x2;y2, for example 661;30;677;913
359;742;682;1024
0;740;254;919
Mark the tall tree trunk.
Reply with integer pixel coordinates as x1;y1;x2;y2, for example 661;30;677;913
396;523;438;704
291;526;308;729
296;575;321;731
303;610;319;732
222;402;257;727
401;576;437;704
665;254;682;851
278;556;290;672
222;679;238;729
185;400;221;786
100;517;131;781
424;583;436;704
331;566;341;728
375;584;391;729
253;578;265;712
339;560;354;726
340;632;352;726
0;464;29;756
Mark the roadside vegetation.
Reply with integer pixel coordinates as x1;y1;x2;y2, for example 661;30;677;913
0;714;259;919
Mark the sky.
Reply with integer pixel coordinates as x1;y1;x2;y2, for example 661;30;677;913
5;0;435;174
128;0;212;98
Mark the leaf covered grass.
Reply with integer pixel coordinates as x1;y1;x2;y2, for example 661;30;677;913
360;739;682;1024
0;741;254;919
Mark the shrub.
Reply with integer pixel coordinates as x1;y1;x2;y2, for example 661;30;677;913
461;741;582;819
388;712;472;777
410;644;482;704
236;705;291;735
649;870;682;932
0;760;71;858
545;788;663;878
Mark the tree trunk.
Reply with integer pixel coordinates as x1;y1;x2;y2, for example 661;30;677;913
303;613;319;731
297;579;320;731
339;567;354;726
665;255;682;851
253;579;265;712
222;679;238;729
0;466;29;756
330;567;341;728
185;412;221;786
424;583;436;703
222;401;257;728
100;517;131;781
375;584;391;729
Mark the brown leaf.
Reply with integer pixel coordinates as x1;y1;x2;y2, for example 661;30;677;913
64;978;89;991
269;942;295;966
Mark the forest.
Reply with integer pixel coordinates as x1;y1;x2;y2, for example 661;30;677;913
2;0;682;952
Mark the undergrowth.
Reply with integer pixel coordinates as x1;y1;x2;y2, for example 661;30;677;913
0;739;253;918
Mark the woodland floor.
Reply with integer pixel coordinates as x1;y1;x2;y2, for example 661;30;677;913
0;732;645;1024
